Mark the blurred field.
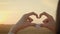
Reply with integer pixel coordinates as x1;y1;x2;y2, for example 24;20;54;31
0;24;53;34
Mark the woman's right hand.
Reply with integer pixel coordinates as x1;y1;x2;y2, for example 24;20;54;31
8;12;38;34
39;12;56;33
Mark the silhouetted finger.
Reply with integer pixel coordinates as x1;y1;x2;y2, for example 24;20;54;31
39;12;53;19
27;17;33;22
40;24;48;28
43;19;49;24
25;12;38;18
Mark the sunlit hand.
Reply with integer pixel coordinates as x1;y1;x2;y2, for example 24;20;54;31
39;12;56;33
8;12;38;34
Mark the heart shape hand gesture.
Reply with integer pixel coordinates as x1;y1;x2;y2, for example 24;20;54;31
8;12;56;34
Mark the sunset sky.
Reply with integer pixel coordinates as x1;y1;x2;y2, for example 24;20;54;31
0;0;59;24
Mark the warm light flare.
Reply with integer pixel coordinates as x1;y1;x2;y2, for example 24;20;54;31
0;15;6;23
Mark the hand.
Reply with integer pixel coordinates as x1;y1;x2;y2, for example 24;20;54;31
21;12;38;26
8;12;38;34
39;12;56;33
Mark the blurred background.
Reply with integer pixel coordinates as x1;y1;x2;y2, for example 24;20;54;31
0;0;58;34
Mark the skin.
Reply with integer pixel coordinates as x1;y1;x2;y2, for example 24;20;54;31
8;12;38;34
39;12;56;33
8;12;56;34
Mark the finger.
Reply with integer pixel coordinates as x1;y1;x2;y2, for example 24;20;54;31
39;12;52;19
30;23;36;26
43;19;49;24
40;24;45;27
40;24;48;28
27;17;33;22
25;12;38;18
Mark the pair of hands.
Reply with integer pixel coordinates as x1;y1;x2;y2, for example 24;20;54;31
21;12;56;32
8;12;56;34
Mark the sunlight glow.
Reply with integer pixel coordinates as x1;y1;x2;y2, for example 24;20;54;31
0;0;58;24
0;15;6;23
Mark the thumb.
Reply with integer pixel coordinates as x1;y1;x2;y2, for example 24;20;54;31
40;24;48;28
29;23;36;26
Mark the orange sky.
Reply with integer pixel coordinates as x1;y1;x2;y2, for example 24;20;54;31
0;0;58;24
